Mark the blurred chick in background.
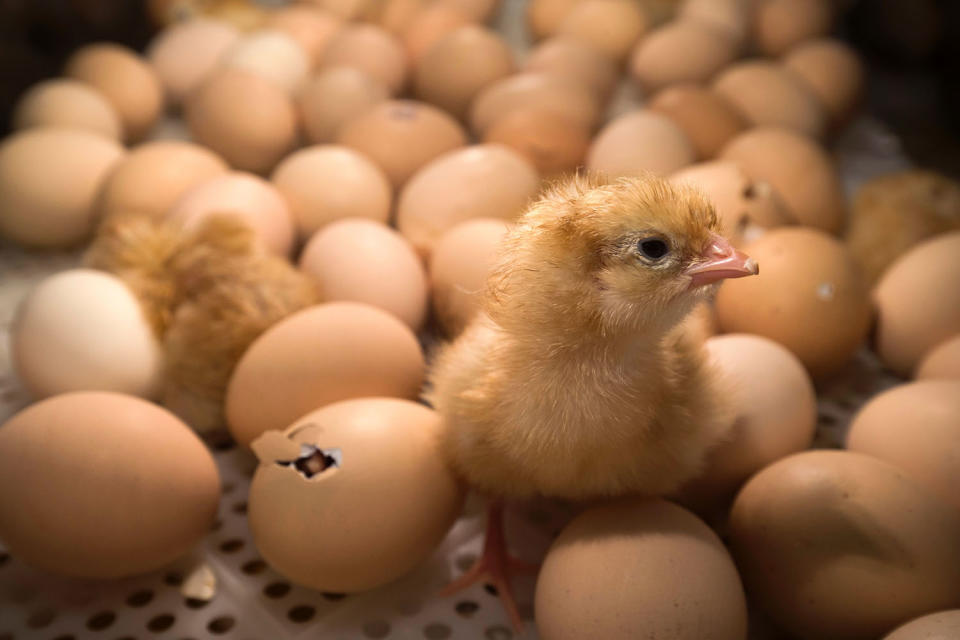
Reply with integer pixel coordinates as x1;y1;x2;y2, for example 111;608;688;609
428;173;758;629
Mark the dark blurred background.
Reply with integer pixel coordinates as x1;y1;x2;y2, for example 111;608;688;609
1;0;958;176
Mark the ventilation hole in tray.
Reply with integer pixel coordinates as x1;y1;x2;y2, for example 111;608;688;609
818;412;838;425
222;481;236;494
483;584;498;596
185;598;210;609
207;616;235;634
423;623;451;639
518;602;534;620
263;582;290;599
211;519;224;532
396;599;421;616
485;625;513;640
455;601;479;617
164;572;184;586
287;605;316;623
321;592;346;602
232;501;248;515
26;609;56;628
455;554;477;571
126;590;154;607
0;552;9;567
212;439;236;452
241;559;266;574
86;611;116;631
146;614;176;632
363;620;391;638
218;539;244;553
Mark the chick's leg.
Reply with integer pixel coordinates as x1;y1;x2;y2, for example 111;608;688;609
441;501;536;631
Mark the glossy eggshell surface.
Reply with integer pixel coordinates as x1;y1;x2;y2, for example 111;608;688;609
11;79;122;140
247;398;464;592
0;392;220;579
587;110;695;177
916;335;960;380
730;450;960;640
146;18;241;104
630;20;739;93
535;498;747;640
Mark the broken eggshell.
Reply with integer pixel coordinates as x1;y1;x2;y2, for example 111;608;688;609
247;398;465;592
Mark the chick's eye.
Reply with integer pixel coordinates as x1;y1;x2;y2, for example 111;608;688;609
638;238;669;261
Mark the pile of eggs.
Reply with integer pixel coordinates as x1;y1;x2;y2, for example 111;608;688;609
1;0;960;637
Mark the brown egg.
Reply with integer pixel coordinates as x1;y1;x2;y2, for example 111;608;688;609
225;302;425;447
12;79;121;141
523;37;619;100
396;144;539;257
369;0;425;35
320;25;408;95
304;0;373;20
713;61;826;138
847;380;960;511
264;5;343;67
752;0;833;56
485;107;589;177
715;228;872;378
730;450;960;640
586;110;696;177
630;20;740;93
64;43;165;142
883;610;960;640
219;29;311;94
414;25;514;119
874;232;960;376
98;140;229;219
337;100;468;189
300;219;427;330
535;498;747;640
469;72;600;136
0;128;124;248
298;67;390;144
146;18;241;105
446;0;499;22
678;0;751;45
402;4;470;64
0;392;219;579
556;0;649;62
526;0;582;41
429;217;510;335
167;172;295;256
678;334;816;513
783;38;864;128
720;127;846;234
670;160;790;247
185;69;297;175
271;145;391;239
916;335;960;380
649;84;748;160
247;398;464;592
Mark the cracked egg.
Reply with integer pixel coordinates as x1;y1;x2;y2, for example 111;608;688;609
247;398;465;592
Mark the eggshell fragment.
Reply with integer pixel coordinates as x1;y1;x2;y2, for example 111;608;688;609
429;217;510;335
752;0;833;56
469;72;600;136
225;302;425;447
649;86;747;160
299;218;428;330
414;25;514;119
337;100;468;189
0;392;220;578
916;335;960;380
146;18;241;105
0;128;125;248
248;398;464;592
716;228;872;378
220;29;311;94
11;270;163;400
720;127;846;234
185;70;297;175
65;43;164;142
586;110;696;177
11;79;121;140
630;20;739;93
555;0;649;62
783;38;865;127
167;172;295;256
670;160;790;247
730;450;960;640
535;498;747;640
271;145;391;238
264;6;343;67
523;37;618;100
320;25;408;95
713;61;826;138
883;610;960;640
98;140;229;219
678;334;816;512
396;144;539;257
847;380;960;511
298;67;390;144
873;232;960;376
402;4;470;63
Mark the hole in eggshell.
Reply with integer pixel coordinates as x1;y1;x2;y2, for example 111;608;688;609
275;445;341;479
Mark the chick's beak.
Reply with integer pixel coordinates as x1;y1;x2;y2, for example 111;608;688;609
685;234;759;288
